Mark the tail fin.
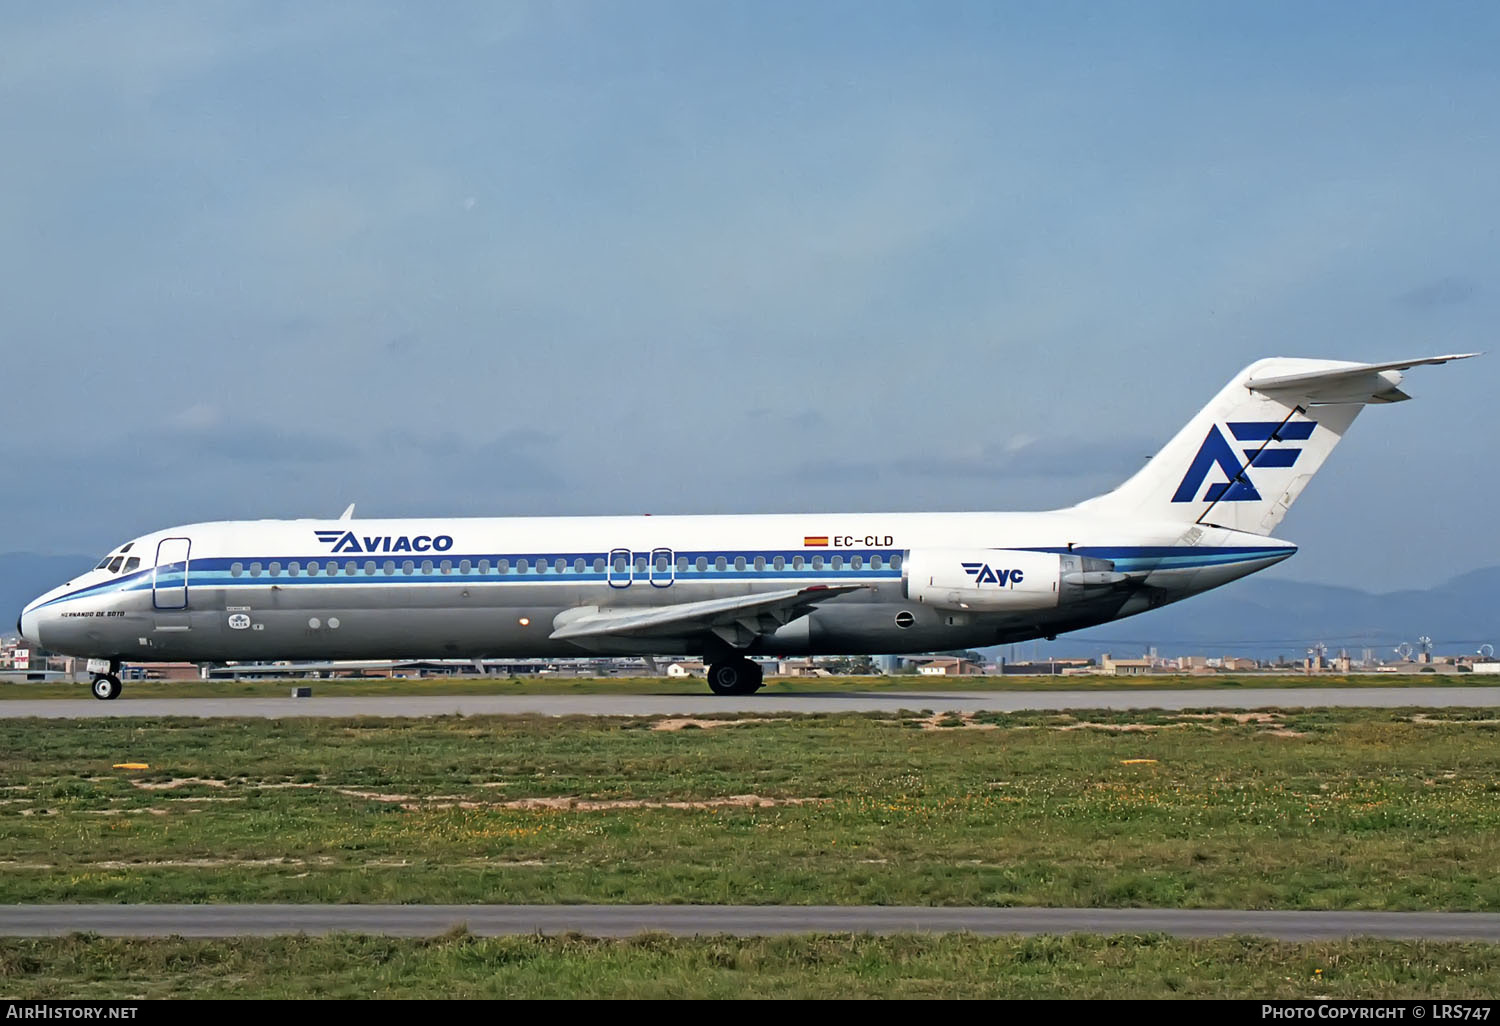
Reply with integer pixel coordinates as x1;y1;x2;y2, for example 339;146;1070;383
1070;353;1478;536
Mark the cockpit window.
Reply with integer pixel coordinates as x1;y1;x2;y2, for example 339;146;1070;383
120;542;133;553
123;557;141;573
107;556;124;573
95;556;113;570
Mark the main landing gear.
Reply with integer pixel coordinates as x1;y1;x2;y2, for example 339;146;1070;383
706;657;763;696
90;659;122;701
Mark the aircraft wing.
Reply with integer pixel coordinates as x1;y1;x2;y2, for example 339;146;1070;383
550;584;867;647
1245;352;1480;404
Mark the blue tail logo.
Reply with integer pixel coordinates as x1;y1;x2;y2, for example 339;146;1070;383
1172;421;1315;503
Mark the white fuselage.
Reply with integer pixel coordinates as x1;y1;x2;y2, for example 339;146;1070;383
18;509;1295;664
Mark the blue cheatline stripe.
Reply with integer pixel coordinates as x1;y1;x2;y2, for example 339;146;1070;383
32;544;1294;610
1021;544;1295;573
1227;421;1316;441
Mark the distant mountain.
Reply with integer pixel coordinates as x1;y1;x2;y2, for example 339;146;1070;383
0;553;95;631
1040;565;1500;661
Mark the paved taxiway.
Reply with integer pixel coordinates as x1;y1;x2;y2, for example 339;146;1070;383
6;905;1500;941
1;687;1498;718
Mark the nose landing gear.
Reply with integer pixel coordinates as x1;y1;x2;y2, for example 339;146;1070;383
89;659;123;700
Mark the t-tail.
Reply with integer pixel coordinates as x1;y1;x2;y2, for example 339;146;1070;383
1071;353;1479;535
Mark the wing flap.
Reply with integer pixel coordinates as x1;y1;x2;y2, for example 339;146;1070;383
549;585;866;642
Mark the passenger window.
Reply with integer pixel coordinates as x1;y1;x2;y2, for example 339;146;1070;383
772;556;785;571
714;556;727;571
611;555;626;573
230;562;243;578
695;556;708;572
792;556;804;570
123;557;141;573
249;562;262;577
592;557;605;573
676;556;689;573
478;559;491;574
402;560;415;575
307;562;320;576
108;556;124;573
875;554;888;570
634;556;647;573
831;556;843;570
499;559;512;573
288;562;300;577
536;559;548;574
851;555;863;569
460;559;472;574
421;560;434;574
575;558;586;574
812;555;824;570
517;559;528;573
733;556;746;571
268;562;281;577
363;561;376;575
753;556;765;571
440;560;452;574
345;561;358;576
383;561;396;575
655;555;669;572
556;558;567;573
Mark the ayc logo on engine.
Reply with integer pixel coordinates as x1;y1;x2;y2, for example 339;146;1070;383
963;563;1026;587
314;530;454;554
1171;420;1315;504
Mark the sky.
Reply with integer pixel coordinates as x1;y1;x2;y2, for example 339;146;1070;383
2;1;1496;592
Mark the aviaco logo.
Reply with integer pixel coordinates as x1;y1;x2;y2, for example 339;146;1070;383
1172;421;1315;504
963;562;1026;587
313;530;454;554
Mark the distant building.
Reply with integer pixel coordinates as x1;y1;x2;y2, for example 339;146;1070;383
1100;653;1152;676
915;657;984;676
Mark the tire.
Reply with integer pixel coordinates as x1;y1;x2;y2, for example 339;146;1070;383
706;658;761;696
92;675;122;701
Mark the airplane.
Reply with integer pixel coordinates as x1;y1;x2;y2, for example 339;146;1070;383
17;353;1478;700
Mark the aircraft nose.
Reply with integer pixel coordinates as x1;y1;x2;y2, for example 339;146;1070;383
18;602;43;648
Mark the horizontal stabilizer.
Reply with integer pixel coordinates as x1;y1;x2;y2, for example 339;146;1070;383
1245;352;1479;404
550;584;866;642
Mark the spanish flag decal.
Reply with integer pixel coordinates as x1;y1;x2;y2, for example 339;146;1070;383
803;536;829;547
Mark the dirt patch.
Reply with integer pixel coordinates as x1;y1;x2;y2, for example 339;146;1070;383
651;717;788;732
130;777;228;790
1175;712;1283;724
378;793;831;812
1411;714;1500;726
913;712;998;731
1052;721;1182;733
89;857;328;869
1259;728;1309;738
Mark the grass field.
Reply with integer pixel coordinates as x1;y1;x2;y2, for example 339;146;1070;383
5;932;1500;999
0;672;1486;700
3;707;1499;909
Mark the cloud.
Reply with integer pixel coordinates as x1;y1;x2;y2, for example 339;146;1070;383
790;436;1157;486
1397;277;1478;311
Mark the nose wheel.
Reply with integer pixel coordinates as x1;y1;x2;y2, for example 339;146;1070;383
91;675;122;701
